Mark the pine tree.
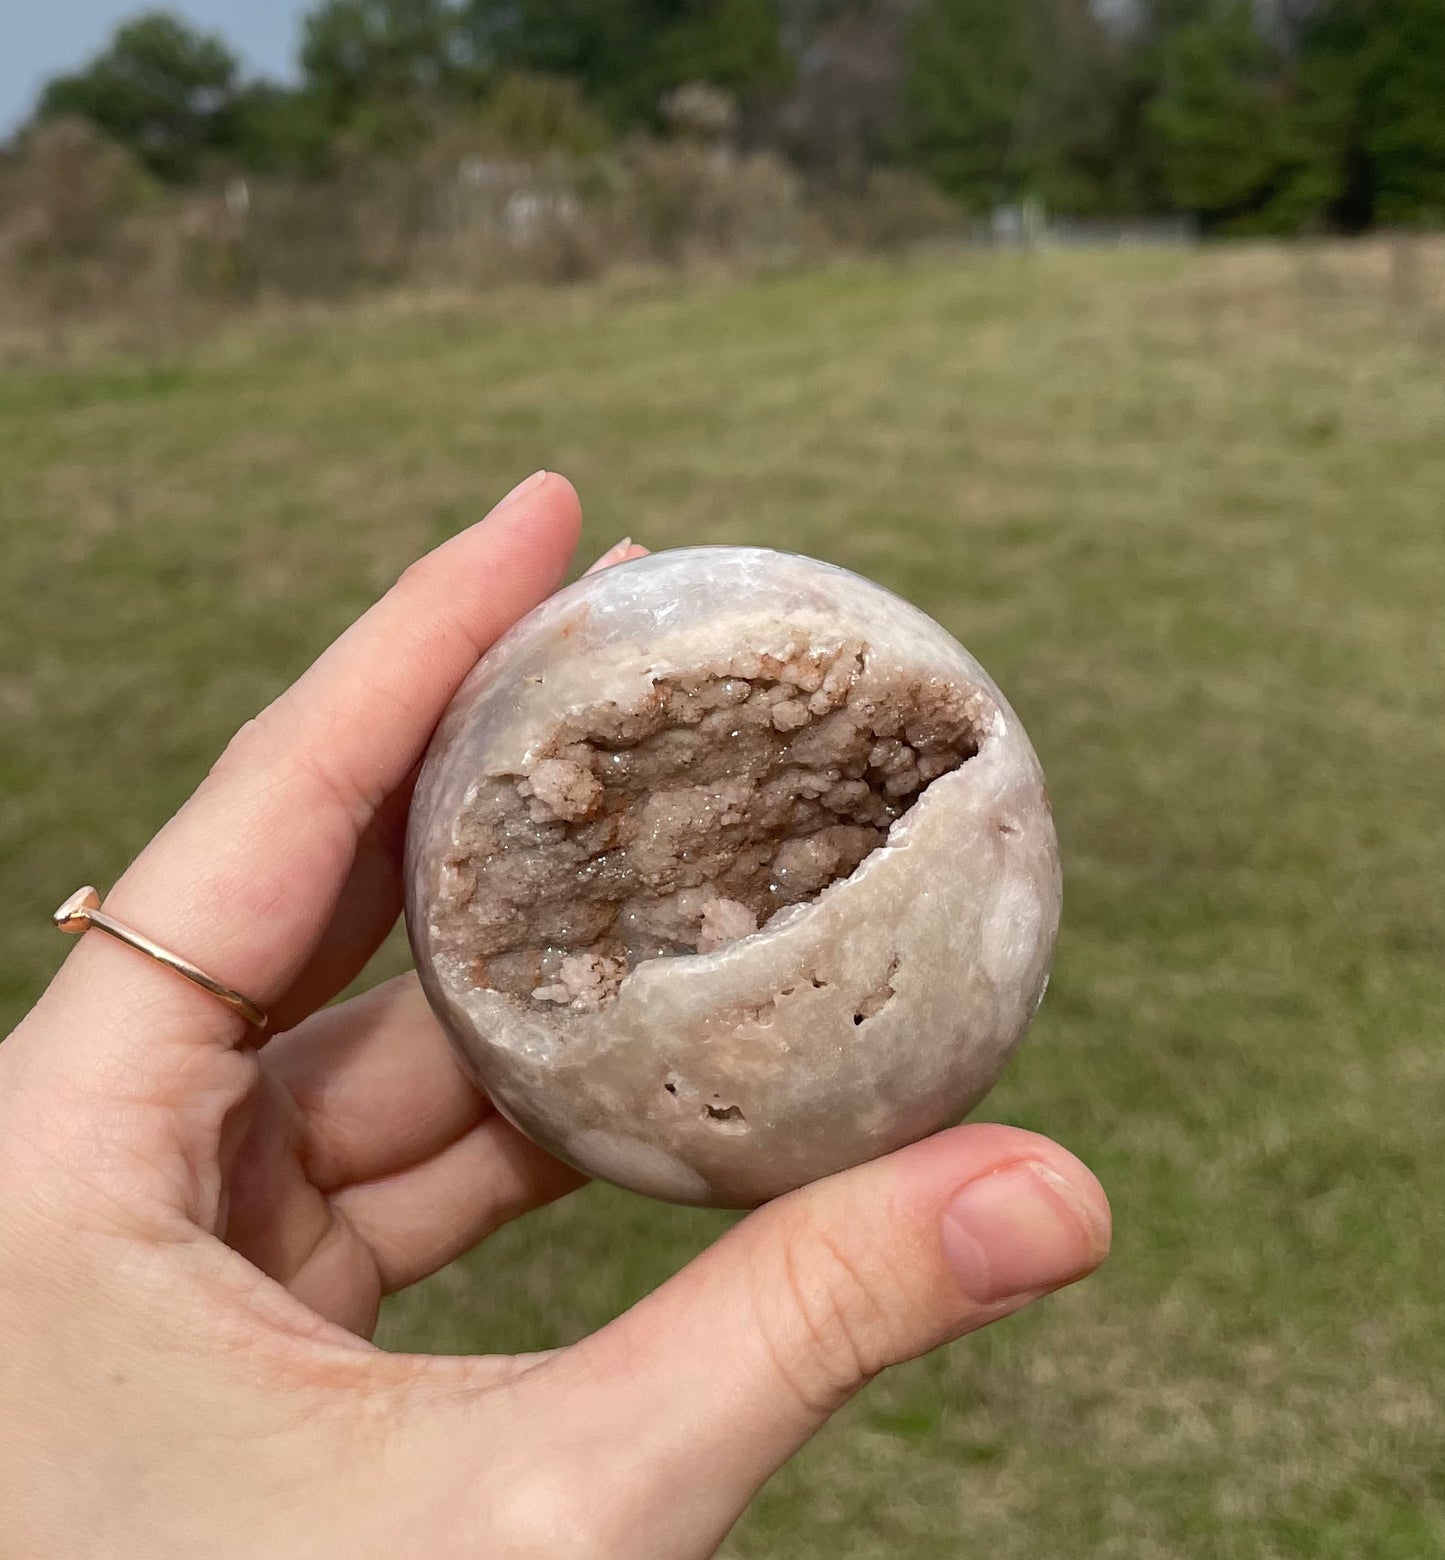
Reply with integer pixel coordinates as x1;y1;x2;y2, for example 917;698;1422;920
1144;0;1296;229
38;11;243;182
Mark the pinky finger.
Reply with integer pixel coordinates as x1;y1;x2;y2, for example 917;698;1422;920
585;539;649;575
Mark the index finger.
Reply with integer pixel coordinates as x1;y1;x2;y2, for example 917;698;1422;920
33;472;582;1081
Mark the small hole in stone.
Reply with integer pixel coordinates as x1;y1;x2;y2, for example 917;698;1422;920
852;955;901;1024
997;818;1021;836
663;1080;678;1096
704;1102;745;1123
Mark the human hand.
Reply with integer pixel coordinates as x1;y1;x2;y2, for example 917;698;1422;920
0;473;1110;1559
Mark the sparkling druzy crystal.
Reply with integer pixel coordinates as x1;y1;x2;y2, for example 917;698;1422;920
405;547;1060;1207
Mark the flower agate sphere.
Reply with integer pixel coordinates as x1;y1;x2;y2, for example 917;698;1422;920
405;548;1060;1207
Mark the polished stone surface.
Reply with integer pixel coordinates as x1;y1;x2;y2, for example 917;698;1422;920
406;548;1060;1206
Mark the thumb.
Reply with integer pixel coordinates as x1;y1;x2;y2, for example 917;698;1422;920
562;1124;1109;1553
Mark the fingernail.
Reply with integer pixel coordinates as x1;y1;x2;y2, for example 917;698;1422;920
585;536;634;575
942;1161;1109;1305
491;470;548;512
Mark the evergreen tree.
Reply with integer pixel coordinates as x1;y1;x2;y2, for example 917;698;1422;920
1144;1;1295;229
461;0;791;130
300;0;472;147
1364;0;1445;223
1030;0;1146;214
1291;0;1445;228
25;0;1442;230
899;0;1041;208
900;0;1141;214
38;11;243;182
229;81;338;177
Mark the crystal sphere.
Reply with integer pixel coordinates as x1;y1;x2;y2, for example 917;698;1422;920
405;548;1060;1207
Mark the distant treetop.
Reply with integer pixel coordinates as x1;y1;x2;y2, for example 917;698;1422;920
24;0;1445;232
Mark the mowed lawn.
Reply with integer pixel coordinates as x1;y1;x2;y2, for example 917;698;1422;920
2;243;1442;1559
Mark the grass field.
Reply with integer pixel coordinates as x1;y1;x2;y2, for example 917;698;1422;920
3;242;1443;1558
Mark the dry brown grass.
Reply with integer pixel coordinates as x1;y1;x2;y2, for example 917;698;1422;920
0;119;966;365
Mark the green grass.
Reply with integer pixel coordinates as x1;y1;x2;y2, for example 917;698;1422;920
3;243;1443;1558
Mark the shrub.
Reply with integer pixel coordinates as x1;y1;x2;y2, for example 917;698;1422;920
2;116;152;258
615;140;804;264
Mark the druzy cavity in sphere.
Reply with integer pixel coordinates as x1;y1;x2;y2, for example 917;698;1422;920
405;547;1060;1207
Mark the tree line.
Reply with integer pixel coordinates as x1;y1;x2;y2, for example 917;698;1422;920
27;0;1445;232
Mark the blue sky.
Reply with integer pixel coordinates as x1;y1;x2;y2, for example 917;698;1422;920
1;2;309;134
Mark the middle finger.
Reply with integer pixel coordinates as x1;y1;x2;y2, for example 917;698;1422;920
265;975;486;1192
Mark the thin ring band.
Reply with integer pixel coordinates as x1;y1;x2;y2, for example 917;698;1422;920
53;887;268;1030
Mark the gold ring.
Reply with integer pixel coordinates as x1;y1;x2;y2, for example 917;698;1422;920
53;887;268;1030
